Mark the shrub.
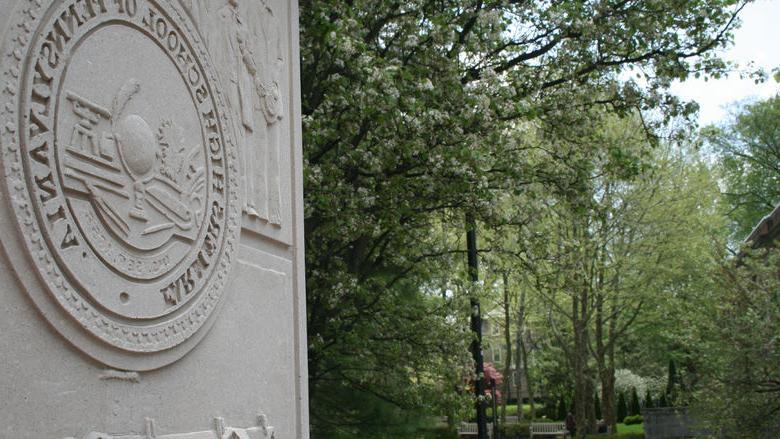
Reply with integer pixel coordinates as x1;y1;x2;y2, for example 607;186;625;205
499;422;531;439
416;426;454;439
617;391;628;422
643;388;654;409
630;388;641;416
623;415;644;425
557;395;568;421
586;434;644;439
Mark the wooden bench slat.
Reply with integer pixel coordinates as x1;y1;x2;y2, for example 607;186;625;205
457;422;493;438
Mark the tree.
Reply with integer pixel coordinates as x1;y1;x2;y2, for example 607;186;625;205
499;271;513;423
518;115;723;434
706;94;780;239
606;142;727;406
617;391;628;423
300;0;752;435
644;388;654;409
692;246;780;436
658;393;668;408
629;388;641;416
483;362;504;400
666;359;678;405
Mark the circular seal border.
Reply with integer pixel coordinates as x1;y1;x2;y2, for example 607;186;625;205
0;0;240;370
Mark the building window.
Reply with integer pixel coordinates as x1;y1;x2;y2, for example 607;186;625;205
493;348;502;364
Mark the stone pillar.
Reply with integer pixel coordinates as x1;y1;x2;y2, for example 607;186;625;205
0;0;308;437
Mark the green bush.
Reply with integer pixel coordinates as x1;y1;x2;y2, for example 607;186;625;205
585;433;644;439
623;415;644;425
557;395;568;421
416;426;455;439
499;422;531;439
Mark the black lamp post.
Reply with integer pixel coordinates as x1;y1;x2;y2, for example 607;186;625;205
467;216;488;439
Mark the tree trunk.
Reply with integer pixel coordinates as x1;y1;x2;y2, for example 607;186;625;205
572;214;596;439
606;296;619;432
595;255;616;430
521;340;535;419
601;365;616;431
515;280;528;420
501;271;513;424
573;292;591;439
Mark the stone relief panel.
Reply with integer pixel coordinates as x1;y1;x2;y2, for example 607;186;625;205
0;0;240;370
64;413;277;438
182;0;292;245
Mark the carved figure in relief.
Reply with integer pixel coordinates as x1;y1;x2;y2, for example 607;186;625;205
189;0;284;225
246;0;284;226
63;81;206;248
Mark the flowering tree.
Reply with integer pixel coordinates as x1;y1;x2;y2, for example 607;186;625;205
483;362;504;402
300;1;754;436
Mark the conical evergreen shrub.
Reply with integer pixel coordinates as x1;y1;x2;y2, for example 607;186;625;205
617;391;628;423
630;387;641;416
644;388;654;409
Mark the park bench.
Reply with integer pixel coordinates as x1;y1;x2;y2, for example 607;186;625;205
457;422;493;438
530;422;567;439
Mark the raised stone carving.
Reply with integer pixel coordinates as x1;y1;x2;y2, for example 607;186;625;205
185;0;285;227
0;0;240;370
65;413;277;439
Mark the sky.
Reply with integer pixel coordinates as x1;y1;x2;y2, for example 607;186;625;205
670;0;780;127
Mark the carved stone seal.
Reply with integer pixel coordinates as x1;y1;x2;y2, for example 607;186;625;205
0;0;240;370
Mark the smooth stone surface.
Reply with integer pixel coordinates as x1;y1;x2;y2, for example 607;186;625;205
0;0;308;437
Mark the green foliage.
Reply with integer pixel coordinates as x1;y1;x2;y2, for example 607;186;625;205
665;360;678;405
705;94;780;239
557;395;568;421
658;393;668;408
629;388;641;416
643;389;654;409
309;388;440;439
691;246;780;436
499;422;531;439
542;399;558;420
623;415;644;425
416;426;456;439
586;433;644;439
300;0;751;435
617;392;628;423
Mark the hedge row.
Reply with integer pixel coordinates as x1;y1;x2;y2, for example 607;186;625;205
418;424;645;439
586;434;645;439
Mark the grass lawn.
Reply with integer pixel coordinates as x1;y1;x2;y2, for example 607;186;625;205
616;423;644;434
